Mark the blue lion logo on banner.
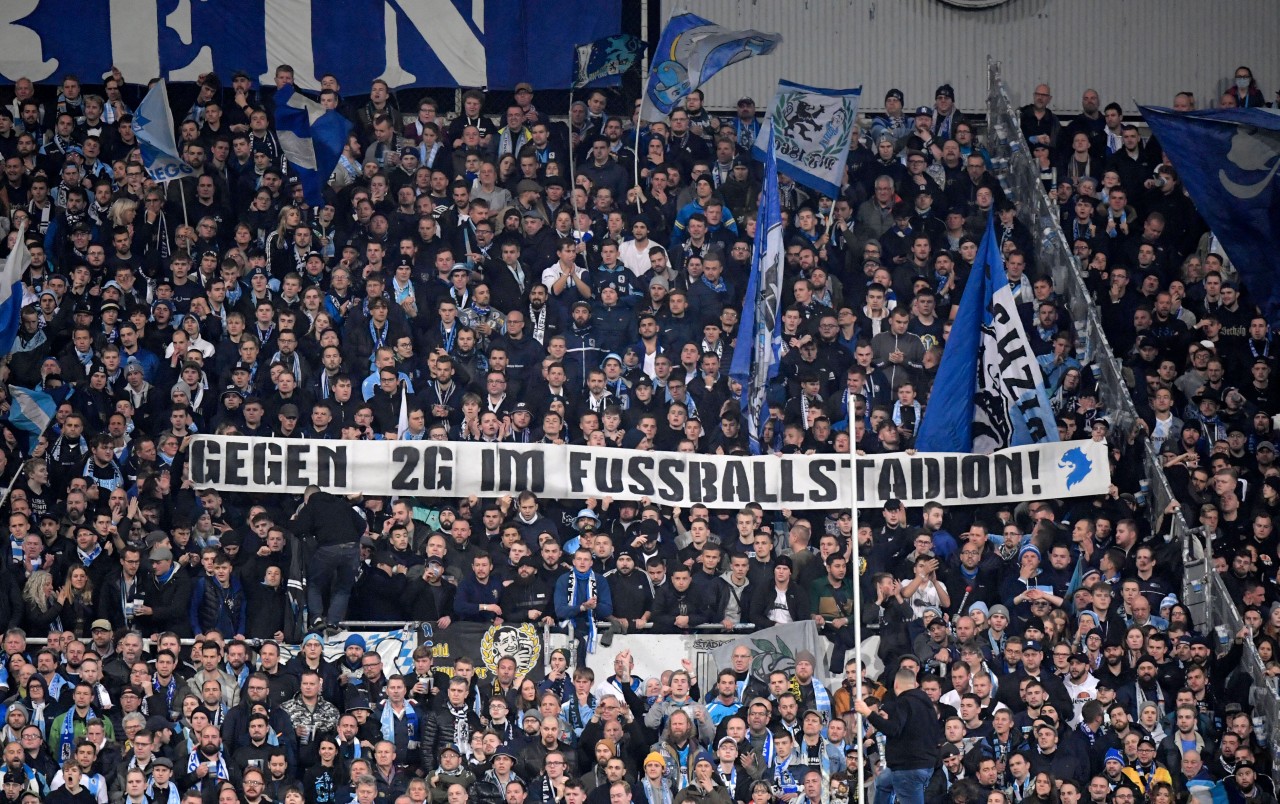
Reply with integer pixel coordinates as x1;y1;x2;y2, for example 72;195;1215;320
1059;447;1093;489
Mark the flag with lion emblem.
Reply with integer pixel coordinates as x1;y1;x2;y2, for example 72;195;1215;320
752;79;862;198
1140;105;1280;326
710;621;822;681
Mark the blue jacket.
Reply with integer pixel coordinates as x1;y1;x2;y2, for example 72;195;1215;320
189;575;247;636
553;570;614;629
453;574;504;622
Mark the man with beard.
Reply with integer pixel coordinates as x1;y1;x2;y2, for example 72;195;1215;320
499;556;554;625
604;550;652;636
1116;656;1170;720
1225;761;1277;804
521;717;577;777
179;724;231;792
1062;654;1099;727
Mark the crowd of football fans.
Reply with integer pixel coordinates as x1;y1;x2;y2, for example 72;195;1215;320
0;58;1272;804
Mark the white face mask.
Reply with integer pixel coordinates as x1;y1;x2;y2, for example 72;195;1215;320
1236;78;1251;91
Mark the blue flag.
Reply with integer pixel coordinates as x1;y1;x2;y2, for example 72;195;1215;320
1140;105;1280;325
646;12;782;115
915;214;1058;453
7;385;54;452
728;128;784;454
133;79;195;184
573;34;645;89
274;84;353;207
752;80;862;198
0;226;31;356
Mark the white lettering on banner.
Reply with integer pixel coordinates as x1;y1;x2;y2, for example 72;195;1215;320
0;0;57;81
187;436;1110;509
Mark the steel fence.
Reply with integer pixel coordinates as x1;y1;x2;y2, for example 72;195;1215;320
984;59;1272;754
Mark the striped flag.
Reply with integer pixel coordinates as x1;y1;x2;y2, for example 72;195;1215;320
728;128;784;454
0;226;31;356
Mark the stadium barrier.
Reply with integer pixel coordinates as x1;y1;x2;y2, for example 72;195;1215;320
985;60;1271;757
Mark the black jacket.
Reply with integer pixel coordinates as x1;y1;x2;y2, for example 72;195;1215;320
606;568;653;621
747;582;810;628
865;687;942;770
292;492;366;548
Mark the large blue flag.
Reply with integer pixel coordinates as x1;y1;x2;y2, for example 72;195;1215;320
274;84;353;207
1140;105;1280;325
0;226;31;356
729;128;784;454
132;80;195;184
646;12;782;115
752;80;862;199
573;34;645;89
914;214;1058;453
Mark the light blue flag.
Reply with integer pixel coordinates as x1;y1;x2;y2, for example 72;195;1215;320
0;226;31;356
132;79;195;184
274;84;353;207
752;79;862;198
646;12;782;115
914;214;1057;453
728;128;784;454
7;385;54;451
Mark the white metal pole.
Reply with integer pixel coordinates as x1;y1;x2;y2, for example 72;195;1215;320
848;410;865;798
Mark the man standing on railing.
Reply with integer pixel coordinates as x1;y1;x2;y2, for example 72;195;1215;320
291;486;368;634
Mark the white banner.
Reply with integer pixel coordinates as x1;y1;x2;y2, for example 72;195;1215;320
752;79;862;198
186;436;1109;509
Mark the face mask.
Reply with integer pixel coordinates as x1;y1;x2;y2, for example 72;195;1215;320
1236;78;1251;91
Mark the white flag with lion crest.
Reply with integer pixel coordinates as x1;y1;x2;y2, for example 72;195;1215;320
752;79;862;198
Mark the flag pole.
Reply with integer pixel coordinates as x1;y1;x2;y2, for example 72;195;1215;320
847;407;865;799
632;91;645;214
568;86;579;225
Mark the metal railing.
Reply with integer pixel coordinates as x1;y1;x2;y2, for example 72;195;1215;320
986;57;1271;758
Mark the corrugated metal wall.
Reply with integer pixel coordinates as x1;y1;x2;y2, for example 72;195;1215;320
662;0;1280;116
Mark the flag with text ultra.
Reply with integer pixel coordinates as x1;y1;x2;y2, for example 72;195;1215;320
1140;105;1280;326
132;79;195;183
274;84;353;207
914;214;1057;453
729;128;784;454
0;226;31;355
645;12;781;115
752;79;862;199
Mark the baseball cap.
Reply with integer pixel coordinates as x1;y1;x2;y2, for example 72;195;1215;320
514;82;533;93
90;619;112;632
914;106;932;116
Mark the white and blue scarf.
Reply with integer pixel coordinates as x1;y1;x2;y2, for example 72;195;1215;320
379;701;420;749
563;569;599;652
185;751;229;791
